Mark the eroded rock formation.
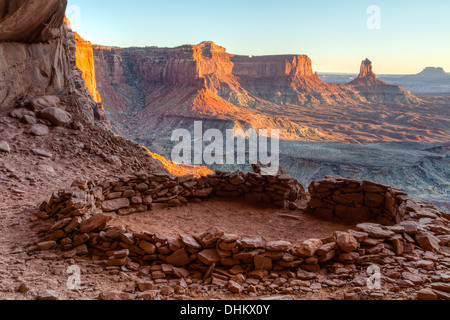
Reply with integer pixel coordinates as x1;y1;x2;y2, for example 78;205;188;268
349;59;419;103
0;0;74;106
73;31;101;102
87;41;420;147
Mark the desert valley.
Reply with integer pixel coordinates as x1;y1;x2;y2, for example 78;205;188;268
0;0;449;304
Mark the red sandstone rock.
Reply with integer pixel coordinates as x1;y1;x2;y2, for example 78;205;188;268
336;232;358;253
356;223;395;238
101;198;130;212
80;214;110;233
297;239;323;257
40;107;72;126
166;249;190;267
198;249;221;265
416;232;441;253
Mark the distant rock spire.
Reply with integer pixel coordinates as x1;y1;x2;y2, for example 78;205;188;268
350;58;383;85
359;58;375;78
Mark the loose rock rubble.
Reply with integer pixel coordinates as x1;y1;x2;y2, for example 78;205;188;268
33;174;450;300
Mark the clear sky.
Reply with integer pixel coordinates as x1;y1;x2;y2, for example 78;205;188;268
66;0;450;74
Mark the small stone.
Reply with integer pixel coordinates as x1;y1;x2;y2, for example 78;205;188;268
32;149;52;158
137;281;154;292
160;286;174;296
248;270;269;280
228;280;243;294
17;282;30;293
416;232;441;253
356;223;395;238
80;214;110;233
108;257;128;266
197;249;221;265
266;241;291;252
317;242;336;255
40;107;72;126
348;229;369;242
180;234;202;249
139;241;156;254
336;232;358;253
297;239;323;257
241;236;266;249
402;272;425;285
27;124;49;136
254;255;272;270
37;241;56;251
29;96;60;111
136;290;159;300
0;141;10;153
392;238;404;255
194;227;224;248
102;198;130;212
416;289;437;300
166;249;190;267
344;293;360;300
36;290;59;300
113;249;129;259
431;283;450;293
431;289;450;300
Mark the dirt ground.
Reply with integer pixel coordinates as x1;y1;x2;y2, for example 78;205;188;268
111;198;356;243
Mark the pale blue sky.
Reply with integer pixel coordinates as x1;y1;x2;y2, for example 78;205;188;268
67;0;450;74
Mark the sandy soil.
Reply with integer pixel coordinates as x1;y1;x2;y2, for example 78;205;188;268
111;198;356;243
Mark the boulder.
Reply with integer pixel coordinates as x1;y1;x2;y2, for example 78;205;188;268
0;141;10;153
80;214;110;233
356;223;395;238
27;124;49;136
101;198;130;212
194;227;224;248
297;239;323;257
416;232;441;253
28;96;60;111
336;232;358;253
197;249;221;265
40;107;72;126
166;249;190;267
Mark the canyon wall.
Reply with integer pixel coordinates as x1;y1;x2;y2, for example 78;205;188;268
73;32;101;102
0;0;74;107
89;41;419;144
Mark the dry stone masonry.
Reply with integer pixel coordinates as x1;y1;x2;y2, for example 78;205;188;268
35;173;450;299
307;176;442;225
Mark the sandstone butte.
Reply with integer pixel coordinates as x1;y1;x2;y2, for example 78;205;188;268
70;35;427;144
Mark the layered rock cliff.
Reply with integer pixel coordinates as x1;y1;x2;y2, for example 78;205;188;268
92;42;325;144
73;31;101;102
0;0;73;106
89;41;423;149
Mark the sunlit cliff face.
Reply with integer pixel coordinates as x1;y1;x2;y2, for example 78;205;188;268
72;30;102;102
142;146;213;177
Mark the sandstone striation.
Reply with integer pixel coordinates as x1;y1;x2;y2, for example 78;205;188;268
89;41;421;148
